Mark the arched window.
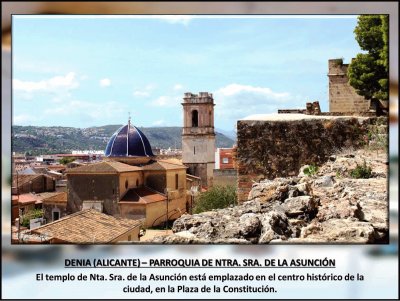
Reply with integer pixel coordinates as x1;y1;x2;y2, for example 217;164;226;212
125;180;128;189
175;174;179;190
192;110;198;127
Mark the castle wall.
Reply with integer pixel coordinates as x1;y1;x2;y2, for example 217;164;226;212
328;59;371;113
236;115;384;202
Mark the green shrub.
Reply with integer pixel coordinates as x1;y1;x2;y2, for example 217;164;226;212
193;185;237;214
350;160;372;179
59;157;76;165
303;164;319;176
20;208;44;228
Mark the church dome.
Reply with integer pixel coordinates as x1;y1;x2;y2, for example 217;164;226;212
105;120;154;159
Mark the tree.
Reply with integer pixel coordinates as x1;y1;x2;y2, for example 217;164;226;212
59;157;76;165
193;185;237;214
348;15;389;103
20;208;44;228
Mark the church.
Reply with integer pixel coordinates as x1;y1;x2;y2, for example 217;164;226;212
66;118;188;228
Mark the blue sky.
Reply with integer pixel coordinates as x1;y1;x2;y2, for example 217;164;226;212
12;15;362;131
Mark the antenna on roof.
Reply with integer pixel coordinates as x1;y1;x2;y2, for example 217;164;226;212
128;112;131;126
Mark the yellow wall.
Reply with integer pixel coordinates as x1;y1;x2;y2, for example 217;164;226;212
119;171;142;197
111;227;140;242
120;196;188;228
118;168;188;228
165;169;186;199
145;196;188;228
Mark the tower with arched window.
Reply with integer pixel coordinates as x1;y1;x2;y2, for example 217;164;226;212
181;92;215;187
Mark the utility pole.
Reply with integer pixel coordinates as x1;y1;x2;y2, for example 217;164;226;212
164;188;169;230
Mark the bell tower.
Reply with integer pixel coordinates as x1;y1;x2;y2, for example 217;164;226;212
182;92;215;187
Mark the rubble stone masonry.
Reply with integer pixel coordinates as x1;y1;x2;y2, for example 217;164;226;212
236;115;387;202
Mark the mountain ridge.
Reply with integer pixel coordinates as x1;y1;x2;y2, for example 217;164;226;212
12;125;236;155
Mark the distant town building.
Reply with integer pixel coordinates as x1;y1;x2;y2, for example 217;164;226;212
12;174;55;195
181;92;216;187
41;192;68;223
11;193;42;223
215;148;235;170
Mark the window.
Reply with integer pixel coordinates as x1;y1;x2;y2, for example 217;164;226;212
192;110;198;127
52;209;60;221
136;179;139;187
128;235;132;241
194;146;196;155
222;157;229;164
125;180;128;189
175;174;179;190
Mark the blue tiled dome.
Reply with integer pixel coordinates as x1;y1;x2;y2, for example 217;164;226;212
105;121;154;158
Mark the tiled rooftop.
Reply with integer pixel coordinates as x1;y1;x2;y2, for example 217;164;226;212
142;160;187;171
120;187;166;204
40;192;67;203
66;161;141;174
12;174;42;187
31;209;142;244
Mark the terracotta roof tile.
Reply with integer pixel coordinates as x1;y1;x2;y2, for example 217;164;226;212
66;161;141;174
12;174;42;187
31;209;141;243
14;193;42;205
47;165;66;170
40;192;67;203
120;187;166;204
142;160;187;171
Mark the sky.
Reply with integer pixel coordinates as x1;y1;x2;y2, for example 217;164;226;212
12;15;363;132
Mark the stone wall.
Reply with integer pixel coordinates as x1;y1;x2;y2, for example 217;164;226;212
67;174;119;215
236;115;386;202
43;203;67;223
213;169;237;187
16;174;55;194
328;59;370;113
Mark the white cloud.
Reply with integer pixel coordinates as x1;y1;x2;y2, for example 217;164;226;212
213;83;303;121
99;78;111;87
151;95;181;107
13;72;79;93
173;84;184;91
13;114;38;125
133;84;155;98
158;16;193;26
152;119;165;126
44;100;127;121
133;91;150;97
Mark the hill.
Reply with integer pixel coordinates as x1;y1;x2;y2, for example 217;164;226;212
12;125;235;155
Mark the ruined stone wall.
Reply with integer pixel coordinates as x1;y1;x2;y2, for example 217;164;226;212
236;116;385;202
328;59;370;113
